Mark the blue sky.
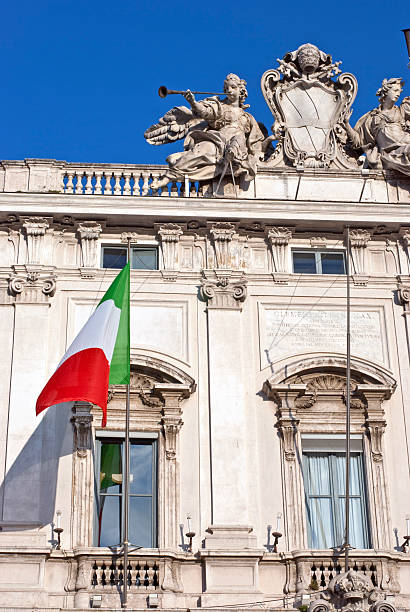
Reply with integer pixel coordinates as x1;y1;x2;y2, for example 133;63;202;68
2;0;409;165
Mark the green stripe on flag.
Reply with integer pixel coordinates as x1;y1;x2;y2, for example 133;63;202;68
99;263;130;384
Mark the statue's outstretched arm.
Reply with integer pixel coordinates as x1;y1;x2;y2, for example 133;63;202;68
183;90;215;121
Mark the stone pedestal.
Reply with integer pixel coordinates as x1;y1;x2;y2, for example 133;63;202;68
200;525;264;607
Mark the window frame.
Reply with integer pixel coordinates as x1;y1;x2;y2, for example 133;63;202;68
100;243;159;271
302;435;370;550
292;249;346;275
94;433;158;548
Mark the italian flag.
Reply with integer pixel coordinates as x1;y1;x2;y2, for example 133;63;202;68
36;263;130;427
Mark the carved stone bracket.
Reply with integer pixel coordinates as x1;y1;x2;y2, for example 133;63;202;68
268;384;306;461
71;403;94;549
266;226;293;276
71;401;93;457
347;228;371;275
201;271;247;310
157;223;184;271
8;265;56;303
357;385;392;463
399;227;410;251
397;279;410;314
76;221;102;268
21;216;50;264
209;222;237;268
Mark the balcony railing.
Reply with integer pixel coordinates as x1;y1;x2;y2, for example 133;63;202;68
91;556;159;589
1;158;409;203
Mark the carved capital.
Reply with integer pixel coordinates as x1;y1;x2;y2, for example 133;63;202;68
76;221;102;268
21;216;50;265
266;226;293;246
398;283;410;307
209;222;237;268
348;228;372;248
157;223;183;242
347;228;371;275
71;402;93;457
8;267;56;302
157;223;183;270
200;274;247;310
357;385;393;463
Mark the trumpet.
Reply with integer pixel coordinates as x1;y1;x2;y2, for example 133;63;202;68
158;85;224;98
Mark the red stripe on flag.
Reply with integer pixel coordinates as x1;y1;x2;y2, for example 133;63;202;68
36;347;110;427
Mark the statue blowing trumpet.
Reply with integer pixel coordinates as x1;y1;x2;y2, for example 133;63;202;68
158;85;225;98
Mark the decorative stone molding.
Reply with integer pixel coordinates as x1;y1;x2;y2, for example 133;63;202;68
267;384;307;550
309;569;397;612
71;402;94;548
399;227;410;250
8;265;56;303
76;221;102;268
209;222;237;268
310;236;327;248
74;556;93;608
21;216;50;264
266;226;293;275
157;223;183;271
397;279;410;314
154;383;191;548
201;271;247;310
347;228;371;275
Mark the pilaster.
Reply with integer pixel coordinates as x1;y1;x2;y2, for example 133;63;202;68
71;402;94;548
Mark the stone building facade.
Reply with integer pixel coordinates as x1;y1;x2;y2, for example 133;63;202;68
0;44;410;611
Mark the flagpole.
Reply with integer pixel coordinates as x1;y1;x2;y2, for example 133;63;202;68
122;238;131;608
344;226;351;572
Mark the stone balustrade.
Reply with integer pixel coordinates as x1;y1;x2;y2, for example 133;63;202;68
1;158;410;203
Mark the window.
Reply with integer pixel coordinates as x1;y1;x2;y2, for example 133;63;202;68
292;250;345;274
102;246;158;270
95;436;157;548
302;436;369;550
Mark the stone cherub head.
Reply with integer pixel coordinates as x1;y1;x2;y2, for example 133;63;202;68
223;73;248;107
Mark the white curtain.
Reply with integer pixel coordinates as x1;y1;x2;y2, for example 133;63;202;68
304;452;368;549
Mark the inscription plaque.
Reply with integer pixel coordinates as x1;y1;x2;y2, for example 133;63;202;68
262;308;385;366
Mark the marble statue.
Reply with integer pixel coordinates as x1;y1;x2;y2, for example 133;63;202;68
261;43;359;169
344;78;410;176
144;73;265;190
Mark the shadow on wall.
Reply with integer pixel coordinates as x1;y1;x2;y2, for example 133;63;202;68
0;403;73;529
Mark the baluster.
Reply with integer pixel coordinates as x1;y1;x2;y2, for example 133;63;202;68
84;172;93;195
118;562;124;586
319;563;326;587
94;171;103;194
370;563;377;587
62;172;68;193
336;563;342;574
161;179;170;196
110;560;116;585
141;172;149;196
101;561;107;586
311;564;318;589
66;172;75;194
353;561;359;572
135;562;141;586
76;172;84;194
361;563;367;574
123;172;132;196
152;563;159;588
104;172;113;195
92;561;98;586
113;172;122;195
126;561;132;587
170;181;179;197
143;562;149;587
190;180;198;198
328;563;334;583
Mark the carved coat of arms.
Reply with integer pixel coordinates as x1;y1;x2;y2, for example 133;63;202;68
261;43;358;169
